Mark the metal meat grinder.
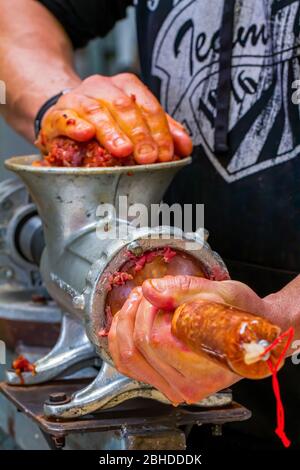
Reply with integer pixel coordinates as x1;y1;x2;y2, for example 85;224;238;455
0;155;250;449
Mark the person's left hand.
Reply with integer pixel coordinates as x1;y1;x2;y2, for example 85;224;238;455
108;275;278;405
38;74;193;164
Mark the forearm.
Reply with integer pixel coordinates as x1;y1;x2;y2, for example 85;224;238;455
0;0;81;142
264;274;300;339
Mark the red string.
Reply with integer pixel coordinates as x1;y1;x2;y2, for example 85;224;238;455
258;327;295;448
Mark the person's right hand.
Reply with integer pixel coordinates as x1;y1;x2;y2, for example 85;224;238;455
38;74;193;164
108;277;243;405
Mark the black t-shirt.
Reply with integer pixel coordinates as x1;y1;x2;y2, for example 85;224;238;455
38;0;133;48
38;0;300;449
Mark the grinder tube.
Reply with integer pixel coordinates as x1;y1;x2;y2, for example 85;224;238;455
171;301;285;379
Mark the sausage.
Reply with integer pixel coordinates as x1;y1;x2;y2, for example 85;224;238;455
171;300;285;379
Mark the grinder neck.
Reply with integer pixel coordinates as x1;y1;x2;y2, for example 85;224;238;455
7;161;185;259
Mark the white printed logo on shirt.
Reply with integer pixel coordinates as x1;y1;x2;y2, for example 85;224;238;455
152;0;300;182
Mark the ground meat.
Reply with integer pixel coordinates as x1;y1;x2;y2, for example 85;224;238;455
127;247;177;272
33;136;183;168
107;272;134;290
12;355;36;385
33;137;136;168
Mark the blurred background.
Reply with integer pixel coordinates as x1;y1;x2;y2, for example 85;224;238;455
0;6;138;181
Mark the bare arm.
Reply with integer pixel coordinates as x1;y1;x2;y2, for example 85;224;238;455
0;0;81;141
264;274;300;338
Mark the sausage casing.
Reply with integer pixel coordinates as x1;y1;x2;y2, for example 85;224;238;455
171;300;284;379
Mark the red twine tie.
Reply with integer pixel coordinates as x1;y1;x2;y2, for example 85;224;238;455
259;327;295;448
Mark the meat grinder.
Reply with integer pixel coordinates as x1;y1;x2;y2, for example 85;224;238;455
3;155;231;420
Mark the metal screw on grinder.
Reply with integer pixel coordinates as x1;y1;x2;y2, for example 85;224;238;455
127;241;144;257
72;294;85;310
46;392;71;405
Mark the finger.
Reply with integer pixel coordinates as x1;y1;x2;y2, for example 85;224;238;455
57;94;133;158
142;275;222;310
42;108;95;143
112;74;174;162
107;311;120;363
167;115;193;157
134;297;199;403
80;76;159;164
108;289;183;404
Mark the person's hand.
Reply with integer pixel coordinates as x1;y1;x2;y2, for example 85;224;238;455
38;74;193;164
108;275;279;405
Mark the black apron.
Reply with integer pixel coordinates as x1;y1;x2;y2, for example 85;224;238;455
136;0;300;449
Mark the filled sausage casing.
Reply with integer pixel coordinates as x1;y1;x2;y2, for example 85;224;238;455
171;300;284;379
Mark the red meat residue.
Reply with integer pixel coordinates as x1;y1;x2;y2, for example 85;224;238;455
127;247;177;273
12;355;36;385
106;272;134;291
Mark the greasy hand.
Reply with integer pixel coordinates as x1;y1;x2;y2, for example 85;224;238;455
108;275;275;405
38;74;193;164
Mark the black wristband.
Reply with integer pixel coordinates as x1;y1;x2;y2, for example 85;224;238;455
34;89;72;138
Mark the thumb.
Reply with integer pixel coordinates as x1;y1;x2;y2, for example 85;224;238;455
142;275;265;316
42;109;96;143
142;275;224;310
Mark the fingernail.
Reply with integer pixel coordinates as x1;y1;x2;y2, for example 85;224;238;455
137;143;157;155
114;137;127;147
149;279;162;292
